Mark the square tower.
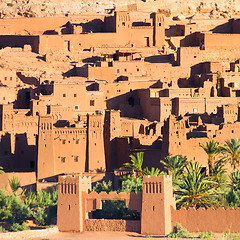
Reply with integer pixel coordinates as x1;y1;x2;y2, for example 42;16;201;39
57;175;91;232
141;175;175;235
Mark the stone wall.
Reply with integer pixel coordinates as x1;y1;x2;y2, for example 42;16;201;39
171;206;240;233
85;219;141;232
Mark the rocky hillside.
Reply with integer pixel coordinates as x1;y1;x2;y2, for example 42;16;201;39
0;0;240;19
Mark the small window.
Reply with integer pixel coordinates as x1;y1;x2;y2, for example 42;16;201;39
194;56;197;58
74;94;77;97
90;100;95;106
63;93;66;97
117;69;120;73
124;69;127;72
74;156;79;162
3;97;5;100
76;139;79;144
61;157;66;163
62;140;66;144
74;105;79;110
4;77;7;80
10;77;12;81
137;68;139;72
122;22;125;26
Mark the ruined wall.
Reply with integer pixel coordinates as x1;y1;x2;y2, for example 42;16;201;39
171;207;240;233
85;219;141;232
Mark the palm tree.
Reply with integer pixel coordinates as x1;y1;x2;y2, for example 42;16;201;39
211;159;227;189
8;176;21;192
220;138;240;170
122;152;144;177
160;155;188;183
174;161;219;209
143;167;166;176
228;170;240;191
200;140;220;176
0;166;4;174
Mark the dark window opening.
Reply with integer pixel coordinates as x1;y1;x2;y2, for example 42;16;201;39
90;100;95;106
128;97;135;107
47;105;51;114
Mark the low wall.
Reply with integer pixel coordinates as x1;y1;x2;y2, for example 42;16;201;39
0;172;36;192
85;219;141;232
171;207;240;233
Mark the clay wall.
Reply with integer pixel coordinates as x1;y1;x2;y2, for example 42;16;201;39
0;172;36;192
171;207;240;233
0;15;106;35
53;127;87;176
0;87;16;105
0;69;19;88
33;83;105;119
87;65;116;82
85;219;141;232
203;33;240;50
0;35;39;53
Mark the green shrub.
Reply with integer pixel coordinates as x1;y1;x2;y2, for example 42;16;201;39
24;191;37;208
167;223;191;238
120;175;142;194
9;223;30;232
0;190;30;224
93;180;113;193
223;189;240;208
37;190;52;207
0;226;6;232
92;200;140;220
33;207;48;226
199;232;216;239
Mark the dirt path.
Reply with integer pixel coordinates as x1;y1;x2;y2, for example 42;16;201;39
0;228;167;240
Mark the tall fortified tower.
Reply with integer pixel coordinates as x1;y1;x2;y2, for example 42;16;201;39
37;116;54;179
57;175;91;232
141;175;176;235
152;12;165;47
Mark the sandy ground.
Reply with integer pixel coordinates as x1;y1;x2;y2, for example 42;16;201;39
0;227;168;240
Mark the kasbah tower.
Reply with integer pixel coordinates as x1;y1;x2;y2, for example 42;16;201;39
0;0;240;236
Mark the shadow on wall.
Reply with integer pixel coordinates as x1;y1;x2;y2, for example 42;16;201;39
211;21;232;33
15;88;31;109
144;54;172;63
0;133;13;170
106;91;142;119
81;19;104;33
14;133;37;172
0;133;37;172
17;72;39;86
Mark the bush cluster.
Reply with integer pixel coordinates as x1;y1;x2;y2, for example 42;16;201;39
0;187;58;232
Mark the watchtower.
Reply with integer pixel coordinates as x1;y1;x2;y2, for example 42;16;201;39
115;11;131;35
57;175;91;232
87;114;106;172
141;175;175;235
152;12;165;47
37;116;54;179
